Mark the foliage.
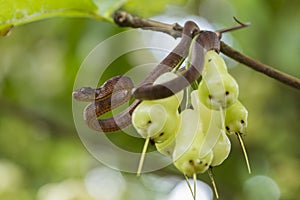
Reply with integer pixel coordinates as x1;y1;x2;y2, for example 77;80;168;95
0;0;185;36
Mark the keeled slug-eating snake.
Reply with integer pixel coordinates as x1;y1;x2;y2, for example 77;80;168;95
72;21;220;133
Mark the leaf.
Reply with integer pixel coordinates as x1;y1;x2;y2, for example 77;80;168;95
0;0;125;36
92;0;128;19
0;0;188;36
123;0;186;17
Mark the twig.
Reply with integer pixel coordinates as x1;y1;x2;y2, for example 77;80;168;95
113;10;300;90
215;16;250;37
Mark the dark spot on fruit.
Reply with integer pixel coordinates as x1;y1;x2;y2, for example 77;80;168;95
226;126;230;131
198;160;203;164
159;132;164;137
148;120;152;124
225;91;229;95
208;94;213;99
241;120;245;124
189;160;194;165
205;163;208;166
208;58;212;62
150;139;155;145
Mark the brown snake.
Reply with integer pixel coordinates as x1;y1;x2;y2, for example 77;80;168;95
73;75;135;132
73;21;220;132
132;31;220;100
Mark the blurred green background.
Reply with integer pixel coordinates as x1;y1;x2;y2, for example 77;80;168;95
0;0;300;199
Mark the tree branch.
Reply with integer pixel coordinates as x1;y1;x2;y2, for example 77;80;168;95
114;10;182;39
113;10;300;90
220;42;300;89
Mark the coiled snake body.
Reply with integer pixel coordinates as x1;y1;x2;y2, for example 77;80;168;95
73;21;220;133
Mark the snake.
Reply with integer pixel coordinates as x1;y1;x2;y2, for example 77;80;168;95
73;21;220;133
73;75;136;132
132;31;220;100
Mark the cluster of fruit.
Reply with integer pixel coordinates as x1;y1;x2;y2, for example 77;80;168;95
132;48;250;198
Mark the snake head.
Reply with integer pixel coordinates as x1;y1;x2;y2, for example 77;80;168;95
72;87;96;102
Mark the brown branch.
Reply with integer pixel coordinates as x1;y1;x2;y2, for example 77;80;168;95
113;10;300;91
114;10;182;39
220;42;300;89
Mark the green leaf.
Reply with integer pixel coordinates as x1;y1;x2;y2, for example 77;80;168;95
123;0;186;17
0;0;125;36
92;0;128;19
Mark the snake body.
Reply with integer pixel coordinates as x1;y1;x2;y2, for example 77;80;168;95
73;75;133;102
73;75;135;132
132;31;220;100
73;21;221;133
